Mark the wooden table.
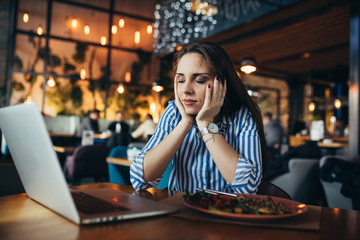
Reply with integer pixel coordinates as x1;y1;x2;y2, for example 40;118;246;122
317;142;348;149
53;146;77;153
317;142;348;155
106;157;132;166
289;135;312;147
93;133;110;140
49;133;110;140
49;132;76;137
289;135;349;148
1;183;360;240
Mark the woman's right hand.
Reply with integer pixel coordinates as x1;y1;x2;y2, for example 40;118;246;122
174;78;195;128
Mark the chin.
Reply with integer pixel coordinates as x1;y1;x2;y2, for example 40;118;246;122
185;108;199;115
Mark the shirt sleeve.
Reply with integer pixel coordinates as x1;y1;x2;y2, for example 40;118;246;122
228;108;263;194
130;101;178;191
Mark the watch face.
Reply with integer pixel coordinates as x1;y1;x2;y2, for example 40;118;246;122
208;123;219;134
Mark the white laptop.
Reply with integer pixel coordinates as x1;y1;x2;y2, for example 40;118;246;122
0;103;178;225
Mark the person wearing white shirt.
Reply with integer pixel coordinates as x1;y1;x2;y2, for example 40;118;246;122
130;42;267;194
131;114;156;141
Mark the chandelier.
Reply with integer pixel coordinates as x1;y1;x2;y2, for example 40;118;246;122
153;0;219;55
153;0;274;56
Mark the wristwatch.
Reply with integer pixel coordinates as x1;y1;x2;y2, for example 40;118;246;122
200;122;219;136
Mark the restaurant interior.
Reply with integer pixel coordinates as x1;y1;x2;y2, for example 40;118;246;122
0;0;360;239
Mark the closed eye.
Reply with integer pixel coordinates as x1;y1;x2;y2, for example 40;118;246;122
195;78;208;84
176;75;185;83
195;75;211;84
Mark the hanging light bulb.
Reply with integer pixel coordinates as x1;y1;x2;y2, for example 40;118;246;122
134;31;140;44
23;12;29;23
125;72;131;82
111;25;117;34
100;35;107;45
150;102;156;112
84;25;90;35
334;99;341;109
71;18;78;29
146;24;153;34
47;77;56;87
309;102;315;112
119;18;125;28
37;25;43;35
152;81;164;92
80;68;86;80
117;83;125;94
240;57;256;74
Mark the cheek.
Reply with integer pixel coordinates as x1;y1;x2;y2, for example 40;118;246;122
177;85;185;97
198;87;207;102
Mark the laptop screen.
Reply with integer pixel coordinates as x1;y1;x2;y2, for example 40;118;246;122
0;103;81;223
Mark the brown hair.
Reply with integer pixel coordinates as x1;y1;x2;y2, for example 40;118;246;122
173;41;268;174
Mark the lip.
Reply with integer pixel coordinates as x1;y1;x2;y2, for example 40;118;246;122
183;99;197;106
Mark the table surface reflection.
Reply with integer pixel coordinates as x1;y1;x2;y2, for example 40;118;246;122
0;183;359;240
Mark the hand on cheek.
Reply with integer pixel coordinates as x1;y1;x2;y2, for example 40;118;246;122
174;78;194;125
196;76;225;125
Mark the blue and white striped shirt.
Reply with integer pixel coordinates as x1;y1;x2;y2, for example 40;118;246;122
130;100;263;194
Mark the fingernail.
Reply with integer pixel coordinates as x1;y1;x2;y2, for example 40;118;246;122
208;84;211;88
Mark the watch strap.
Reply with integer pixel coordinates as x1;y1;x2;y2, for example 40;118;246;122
200;127;209;136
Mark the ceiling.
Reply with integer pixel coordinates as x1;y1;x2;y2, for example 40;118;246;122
205;0;350;85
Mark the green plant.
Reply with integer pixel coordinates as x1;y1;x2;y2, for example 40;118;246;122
131;49;152;84
45;79;71;114
71;85;83;108
108;87;150;119
72;43;88;63
13;55;23;70
64;58;76;74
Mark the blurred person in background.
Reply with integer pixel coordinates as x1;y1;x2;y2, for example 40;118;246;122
263;112;284;159
77;109;100;137
131;114;156;142
107;111;131;148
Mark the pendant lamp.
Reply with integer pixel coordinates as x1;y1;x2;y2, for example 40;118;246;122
240;57;256;74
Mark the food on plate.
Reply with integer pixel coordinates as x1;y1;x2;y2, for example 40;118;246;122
183;191;291;215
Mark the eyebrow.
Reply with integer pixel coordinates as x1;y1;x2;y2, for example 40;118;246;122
175;73;212;76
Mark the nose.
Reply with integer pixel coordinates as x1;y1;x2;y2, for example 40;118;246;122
183;80;194;94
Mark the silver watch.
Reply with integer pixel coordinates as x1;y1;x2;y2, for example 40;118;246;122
200;122;219;136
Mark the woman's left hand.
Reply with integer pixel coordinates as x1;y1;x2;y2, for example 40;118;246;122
196;76;226;127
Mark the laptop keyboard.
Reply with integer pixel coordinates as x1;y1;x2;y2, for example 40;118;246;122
71;191;129;214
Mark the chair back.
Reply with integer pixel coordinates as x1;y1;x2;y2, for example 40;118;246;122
108;145;130;185
319;155;353;210
157;162;172;190
109;146;128;158
66;144;110;180
269;158;321;204
256;181;291;199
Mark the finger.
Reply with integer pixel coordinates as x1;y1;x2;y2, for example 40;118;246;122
203;82;212;107
214;76;223;102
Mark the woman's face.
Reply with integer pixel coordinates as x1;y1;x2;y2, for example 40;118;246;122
175;53;214;115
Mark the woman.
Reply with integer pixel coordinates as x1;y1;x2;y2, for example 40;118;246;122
130;41;267;193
